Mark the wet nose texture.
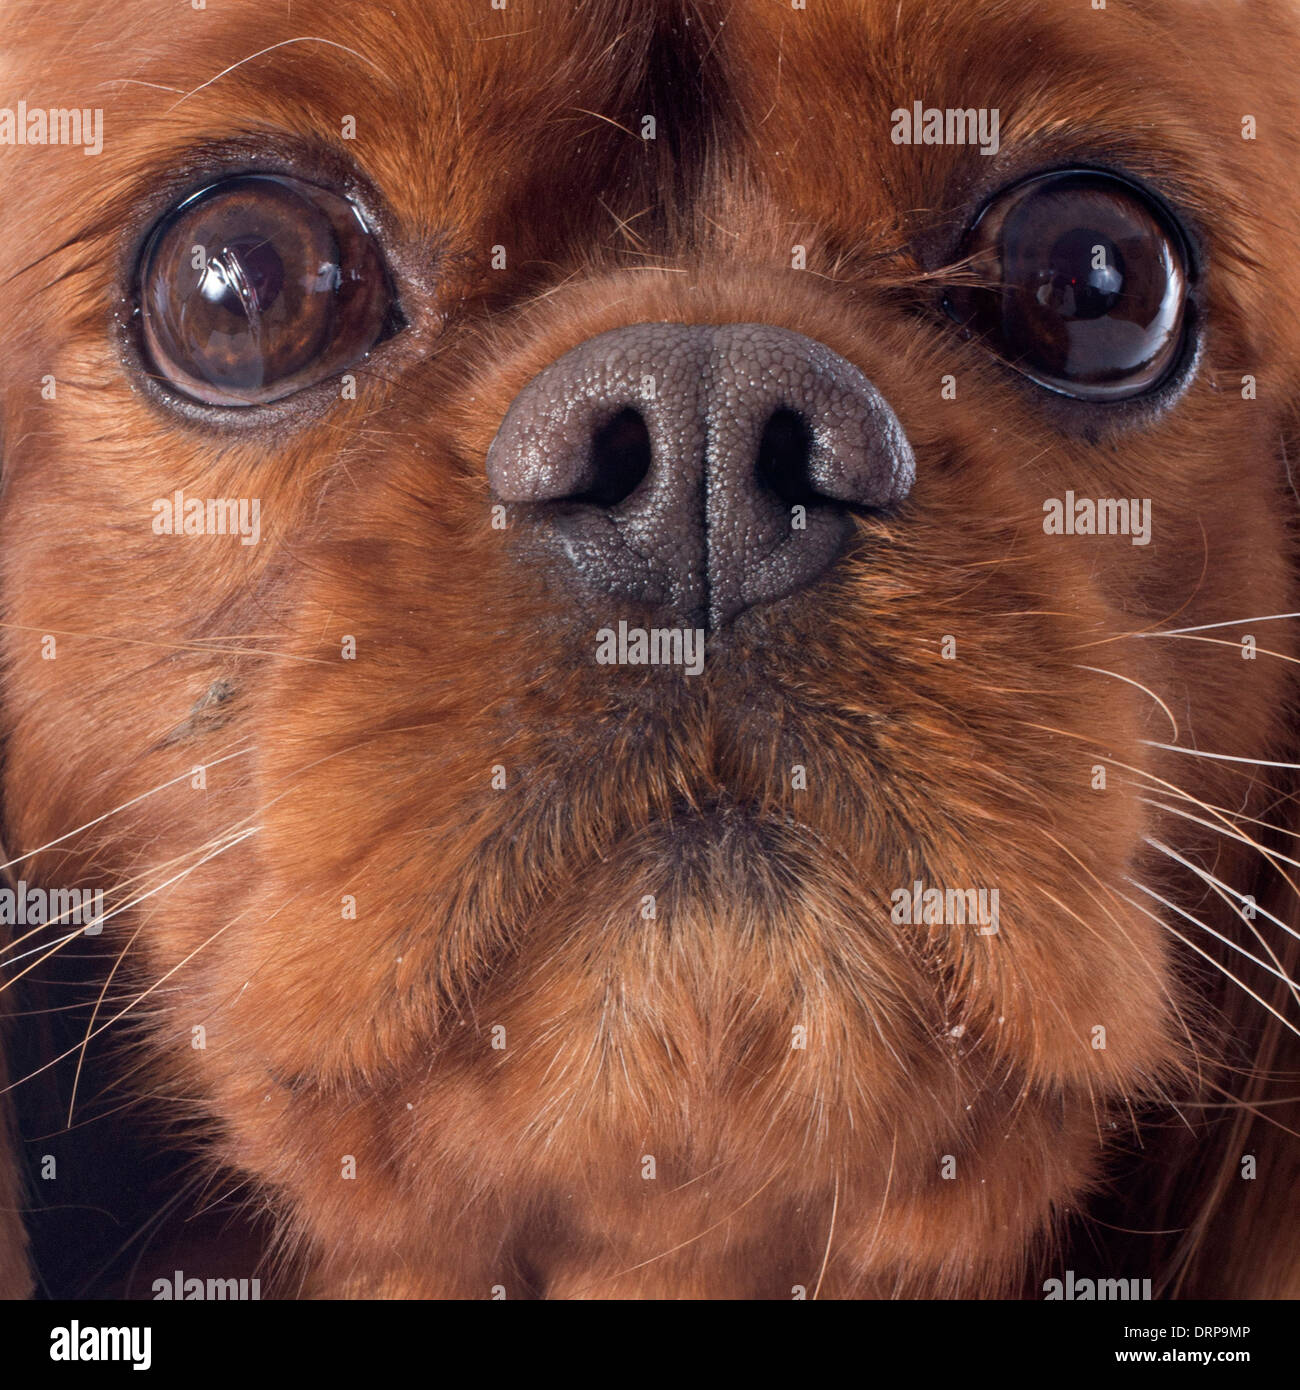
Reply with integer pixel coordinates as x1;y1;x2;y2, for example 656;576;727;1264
485;323;916;628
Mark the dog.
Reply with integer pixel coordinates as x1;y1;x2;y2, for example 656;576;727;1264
2;0;1300;1299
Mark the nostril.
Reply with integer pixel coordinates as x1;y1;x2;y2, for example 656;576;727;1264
568;407;653;507
755;407;820;507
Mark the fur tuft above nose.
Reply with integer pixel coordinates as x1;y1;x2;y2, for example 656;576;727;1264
486;322;915;628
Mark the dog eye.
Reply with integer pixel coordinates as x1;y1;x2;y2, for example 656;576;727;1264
943;170;1189;401
137;173;397;406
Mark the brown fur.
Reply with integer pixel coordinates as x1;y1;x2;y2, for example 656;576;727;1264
2;0;1300;1298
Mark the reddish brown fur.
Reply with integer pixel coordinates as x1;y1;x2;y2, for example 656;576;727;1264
2;0;1300;1298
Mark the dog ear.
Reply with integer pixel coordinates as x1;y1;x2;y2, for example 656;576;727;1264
0;836;34;1295
1159;418;1300;1297
1161;830;1300;1297
0;1054;33;1298
1068;786;1300;1296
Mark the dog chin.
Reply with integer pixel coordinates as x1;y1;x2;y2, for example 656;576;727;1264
490;808;919;1031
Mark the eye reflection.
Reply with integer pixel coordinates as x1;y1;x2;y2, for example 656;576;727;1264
138;173;398;407
198;237;286;319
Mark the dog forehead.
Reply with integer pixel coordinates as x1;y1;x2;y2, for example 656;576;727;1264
0;0;650;173
1;0;1231;142
0;0;655;96
706;0;1294;281
0;0;1276;221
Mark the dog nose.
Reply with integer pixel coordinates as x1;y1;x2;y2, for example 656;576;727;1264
486;323;915;628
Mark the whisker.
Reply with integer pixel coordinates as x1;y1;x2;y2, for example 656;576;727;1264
165;37;389;112
2;893;255;1095
1152;613;1300;634
1135;630;1300;667
0;746;252;876
1128;873;1299;999
1118;885;1300;1045
1074;665;1178;740
1034;826;1205;1091
1140;741;1300;772
0;838;234;962
1;927;84;972
0;827;257;1002
67;920;144;1127
1141;797;1300;882
1142;832;1300;1012
1120;776;1297;837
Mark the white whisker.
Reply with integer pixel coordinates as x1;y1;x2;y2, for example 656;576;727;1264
1075;665;1178;740
0;746;252;875
1129;868;1297;990
1140;742;1300;771
0;827;258;998
1147;614;1300;634
1135;631;1300;667
1;927;83;969
2;838;275;1094
1142;799;1300;879
1143;834;1300;1011
1119;884;1300;1044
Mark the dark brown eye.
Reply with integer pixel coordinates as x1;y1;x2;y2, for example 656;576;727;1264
138;174;397;406
943;170;1190;401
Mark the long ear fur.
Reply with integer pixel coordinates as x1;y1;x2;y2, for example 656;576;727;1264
1070;419;1300;1300
1146;825;1300;1298
1162;425;1300;1299
0;832;34;1297
0;1061;32;1298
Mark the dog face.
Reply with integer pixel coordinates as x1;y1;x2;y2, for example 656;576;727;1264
3;0;1300;1298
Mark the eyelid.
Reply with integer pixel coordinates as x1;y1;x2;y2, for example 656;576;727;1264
959;164;1200;285
116;135;389;283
